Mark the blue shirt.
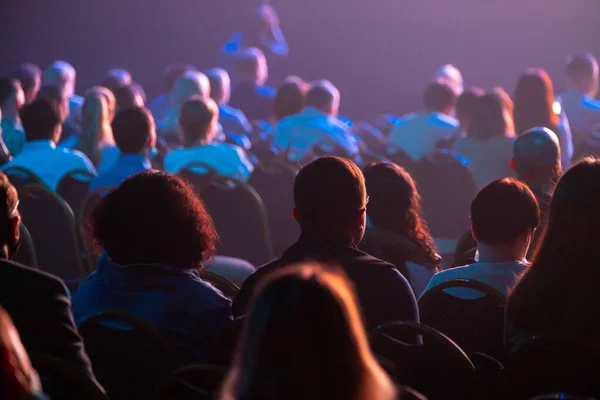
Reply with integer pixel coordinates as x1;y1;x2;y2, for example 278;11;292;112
1;140;96;190
558;90;600;143
72;254;233;362
89;154;151;191
219;104;252;135
229;82;276;122
1;118;26;156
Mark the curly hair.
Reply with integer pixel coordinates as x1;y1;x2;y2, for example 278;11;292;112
92;170;217;269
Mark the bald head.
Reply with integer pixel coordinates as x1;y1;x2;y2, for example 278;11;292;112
170;71;210;106
205;68;231;105
514;127;562;184
306;80;340;116
101;68;133;91
235;47;268;85
42;61;76;97
566;53;599;96
435;64;463;96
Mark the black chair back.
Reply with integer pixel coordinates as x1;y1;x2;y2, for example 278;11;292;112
248;160;299;256
419;279;506;360
370;321;476;400
31;354;108;400
177;163;220;193
12;223;38;268
211;316;246;368
56;169;95;217
507;332;600;399
199;270;240;298
4;166;44;188
414;150;477;238
386;144;417;172
78;311;181;400
17;184;86;286
152;364;227;400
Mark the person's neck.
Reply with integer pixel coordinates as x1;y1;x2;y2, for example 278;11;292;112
477;243;526;264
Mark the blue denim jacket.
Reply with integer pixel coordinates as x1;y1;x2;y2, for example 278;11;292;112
72;254;232;362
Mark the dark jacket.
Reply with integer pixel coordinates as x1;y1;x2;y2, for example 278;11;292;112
0;259;95;380
233;233;419;330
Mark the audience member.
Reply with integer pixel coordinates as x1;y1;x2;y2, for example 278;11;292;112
455;87;484;136
132;82;147;104
73;171;232;362
506;158;600;345
112;84;145;114
221;264;398;400
88;85;117;121
514;68;573;168
42;61;82;124
559;53;600;144
100;68;133;92
164;96;254;181
272;80;359;161
147;63;195;123
0;78;26;155
229;47;276;122
205;68;252;135
10;63;41;104
435;64;464;95
0;172;95;380
75;90;119;172
0;109;11;165
274;76;307;121
37;84;80;147
89;107;155;191
1;100;96;190
453;88;516;188
360;162;440;297
388;79;459;160
0;306;48;400
423;178;539;299
233;157;419;330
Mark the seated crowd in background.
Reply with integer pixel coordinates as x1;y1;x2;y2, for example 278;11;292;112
2;38;600;399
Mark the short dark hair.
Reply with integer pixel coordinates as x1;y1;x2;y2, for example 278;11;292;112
179;96;219;147
306;81;337;111
0;78;20;107
456;87;484;125
113;84;140;112
37;84;66;105
20;100;61;142
294;156;366;232
10;63;41;95
0;172;18;245
92;171;217;269
423;79;456;112
471;178;540;245
275;76;307;120
165;63;195;91
566;53;597;84
112;107;154;154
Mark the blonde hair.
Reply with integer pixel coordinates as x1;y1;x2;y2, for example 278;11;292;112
87;86;116;121
221;263;396;400
77;91;115;164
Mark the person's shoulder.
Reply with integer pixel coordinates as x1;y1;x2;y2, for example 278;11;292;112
584;96;600;112
0;259;67;293
429;263;477;284
433;113;459;128
395;112;419;125
259;85;276;97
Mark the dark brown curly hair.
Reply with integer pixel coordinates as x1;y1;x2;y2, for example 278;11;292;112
92;170;217;269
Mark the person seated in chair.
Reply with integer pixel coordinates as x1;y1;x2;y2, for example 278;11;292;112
1;100;96;190
205;68;252;136
0;78;26;156
422;178;540;299
89;107;156;191
164;96;254;182
233;156;419;331
72;171;233;362
0;172;95;381
37;84;80;148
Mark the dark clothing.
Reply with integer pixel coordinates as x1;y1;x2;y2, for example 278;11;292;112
229;82;276;122
233;234;419;330
0;259;95;380
528;184;553;256
72;254;233;362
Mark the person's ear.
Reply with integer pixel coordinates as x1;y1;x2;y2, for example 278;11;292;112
11;217;20;245
292;207;299;223
510;158;516;171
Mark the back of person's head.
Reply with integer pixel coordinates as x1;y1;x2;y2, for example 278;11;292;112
170;71;211;106
513;68;559;135
112;107;156;155
112;84;144;113
306;80;340;116
456;87;484;133
235;47;268;85
205;68;231;105
0;78;24;117
131;82;146;104
0;173;20;258
221;263;396;400
164;63;196;92
80;91;113;145
294;157;367;242
508;158;600;334
87;86;117;121
178;96;219;147
10;63;41;104
101;68;133;92
471;178;539;249
20;99;62;143
37;84;70;122
468;88;515;140
92;170;217;269
275;76;307;120
42;61;76;97
423;78;457;115
565;53;599;96
0;306;44;400
513;127;562;186
435;64;464;95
